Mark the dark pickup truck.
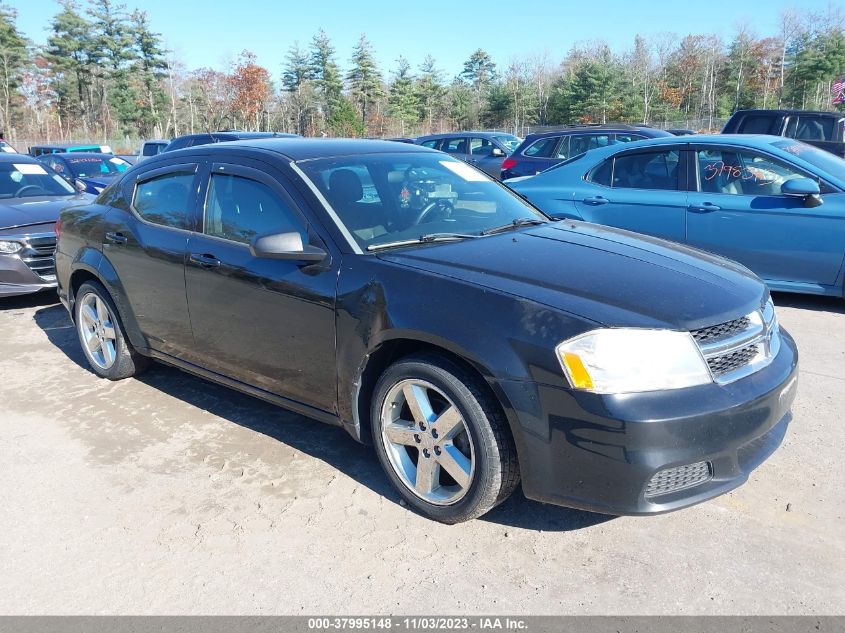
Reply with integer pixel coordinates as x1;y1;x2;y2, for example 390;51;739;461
723;109;845;157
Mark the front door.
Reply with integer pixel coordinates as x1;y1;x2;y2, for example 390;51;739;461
686;146;845;286
184;161;338;414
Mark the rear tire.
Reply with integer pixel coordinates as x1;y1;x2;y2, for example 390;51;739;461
74;280;149;380
371;353;519;523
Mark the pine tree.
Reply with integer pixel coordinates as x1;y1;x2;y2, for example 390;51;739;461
387;57;420;135
415;55;446;131
309;29;343;121
282;41;316;135
0;3;28;133
129;9;167;136
347;34;383;128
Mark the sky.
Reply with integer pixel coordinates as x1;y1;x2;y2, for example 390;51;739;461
8;0;838;81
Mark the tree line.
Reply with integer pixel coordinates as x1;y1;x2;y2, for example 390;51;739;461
1;0;845;147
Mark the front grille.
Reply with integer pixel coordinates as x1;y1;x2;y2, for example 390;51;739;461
706;344;759;377
692;316;751;344
645;461;712;498
21;235;57;281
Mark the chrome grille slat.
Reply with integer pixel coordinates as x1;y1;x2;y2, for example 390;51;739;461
19;234;57;281
691;301;779;384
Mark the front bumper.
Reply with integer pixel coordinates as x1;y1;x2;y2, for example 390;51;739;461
499;329;799;515
0;249;57;297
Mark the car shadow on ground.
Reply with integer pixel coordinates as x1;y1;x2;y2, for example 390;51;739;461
32;302;612;532
772;291;845;314
0;290;59;311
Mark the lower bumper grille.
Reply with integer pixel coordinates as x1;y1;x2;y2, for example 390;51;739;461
645;461;712;498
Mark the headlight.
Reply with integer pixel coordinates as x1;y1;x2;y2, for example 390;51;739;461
0;240;23;254
556;328;712;394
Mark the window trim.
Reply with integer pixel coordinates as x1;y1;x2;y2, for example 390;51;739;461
690;144;837;197
128;162;200;233
199;162;310;247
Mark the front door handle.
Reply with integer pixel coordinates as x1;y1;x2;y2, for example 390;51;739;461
105;231;128;245
189;253;221;269
583;196;609;206
688;203;721;213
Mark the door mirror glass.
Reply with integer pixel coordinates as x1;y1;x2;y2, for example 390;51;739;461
491;147;505;157
249;231;326;262
74;178;88;192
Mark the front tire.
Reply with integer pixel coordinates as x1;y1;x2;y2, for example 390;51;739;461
371;353;519;523
74;280;149;380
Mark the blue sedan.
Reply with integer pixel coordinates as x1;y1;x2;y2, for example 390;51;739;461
508;134;845;297
36;152;131;194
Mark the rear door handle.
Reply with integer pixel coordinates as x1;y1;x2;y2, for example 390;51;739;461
105;231;128;245
189;253;221;269
583;196;609;206
688;203;721;213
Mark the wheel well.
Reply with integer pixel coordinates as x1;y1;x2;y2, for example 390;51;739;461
68;270;101;318
355;339;513;445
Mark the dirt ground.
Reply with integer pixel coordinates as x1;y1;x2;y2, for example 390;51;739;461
1;291;843;615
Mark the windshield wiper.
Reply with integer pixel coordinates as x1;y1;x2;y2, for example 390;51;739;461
367;233;479;252
481;218;546;236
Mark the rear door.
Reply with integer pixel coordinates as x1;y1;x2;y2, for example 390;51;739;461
573;146;688;242
102;160;202;356
440;136;470;163
467;137;505;178
184;160;338;414
685;144;845;286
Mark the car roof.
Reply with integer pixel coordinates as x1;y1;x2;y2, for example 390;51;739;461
731;109;844;117
170;137;439;161
41;152;117;160
29;143;103;149
0;153;37;163
523;125;667;141
416;131;517;140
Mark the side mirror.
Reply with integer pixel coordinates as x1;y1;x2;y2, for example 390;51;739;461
781;178;822;208
492;147;506;157
249;231;327;262
73;178;87;193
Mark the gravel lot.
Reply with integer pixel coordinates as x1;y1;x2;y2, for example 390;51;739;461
1;291;843;615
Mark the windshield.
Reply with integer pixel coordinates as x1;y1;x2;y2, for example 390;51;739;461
297;152;547;251
494;135;521;152
771;140;845;182
66;156;130;178
0;162;76;198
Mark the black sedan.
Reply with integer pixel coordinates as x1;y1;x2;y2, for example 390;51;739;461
55;139;798;523
0;154;90;298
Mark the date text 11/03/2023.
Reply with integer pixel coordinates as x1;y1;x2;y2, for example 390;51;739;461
306;617;529;630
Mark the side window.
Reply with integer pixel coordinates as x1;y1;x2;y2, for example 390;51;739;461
588;159;613;187
523;137;558;157
738;115;775;135
420;139;439;149
569;134;612;159
142;143;159;157
132;170;196;229
205;173;303;244
697;148;807;196
554;137;571;159
615;134;646;143
793;116;834;142
442;137;468;155
612;150;680;191
469;137;493;156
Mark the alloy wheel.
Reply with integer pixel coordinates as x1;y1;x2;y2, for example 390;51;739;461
380;379;475;505
78;292;118;370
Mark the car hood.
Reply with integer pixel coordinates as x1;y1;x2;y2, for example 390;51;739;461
0;194;90;232
377;221;767;331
